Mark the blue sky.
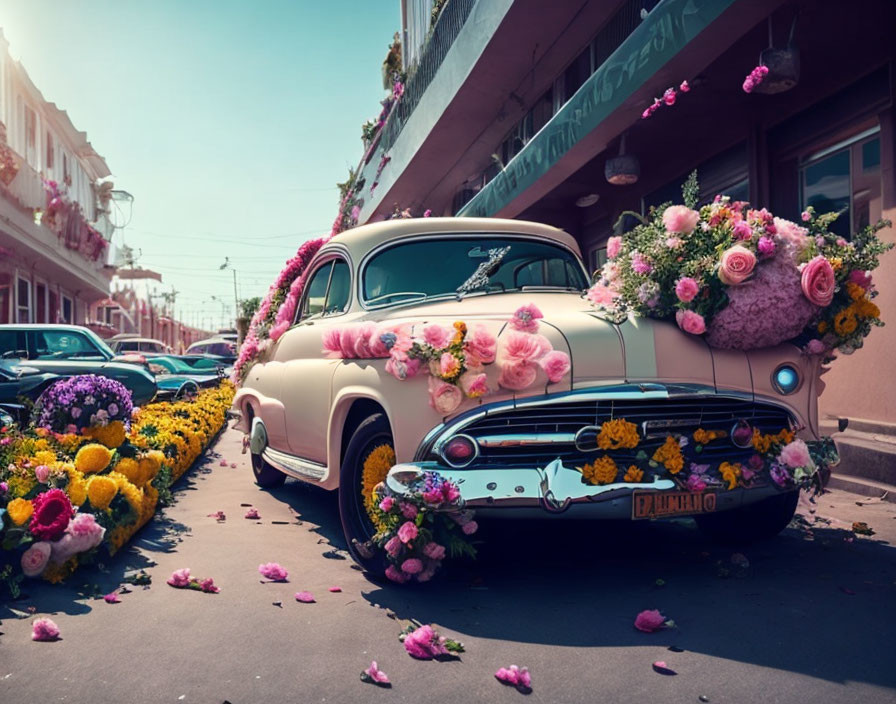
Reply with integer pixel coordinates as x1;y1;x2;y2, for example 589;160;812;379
0;0;400;329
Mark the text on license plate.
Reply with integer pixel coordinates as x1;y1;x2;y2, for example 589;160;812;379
632;490;718;519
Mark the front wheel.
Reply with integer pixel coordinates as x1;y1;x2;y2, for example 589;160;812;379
695;489;800;544
339;413;393;575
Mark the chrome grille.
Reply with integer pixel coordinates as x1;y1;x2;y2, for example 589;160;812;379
458;397;793;468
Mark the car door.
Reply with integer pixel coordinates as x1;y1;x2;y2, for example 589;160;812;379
276;257;352;462
0;329;27;360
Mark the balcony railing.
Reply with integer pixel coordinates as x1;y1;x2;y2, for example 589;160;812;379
376;0;476;156
4;156;45;211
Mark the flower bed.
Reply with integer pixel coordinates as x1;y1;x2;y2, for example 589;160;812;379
0;380;234;596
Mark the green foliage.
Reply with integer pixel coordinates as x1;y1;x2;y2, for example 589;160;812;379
682;170;700;209
238;297;261;321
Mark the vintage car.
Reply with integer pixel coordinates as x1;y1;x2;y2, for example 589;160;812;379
232;218;830;571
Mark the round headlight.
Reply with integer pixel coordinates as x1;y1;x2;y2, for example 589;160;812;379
772;364;800;395
439;434;478;468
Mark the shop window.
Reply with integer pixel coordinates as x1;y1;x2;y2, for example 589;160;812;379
16;276;31;323
800;126;881;239
61;295;73;324
562;46;593;102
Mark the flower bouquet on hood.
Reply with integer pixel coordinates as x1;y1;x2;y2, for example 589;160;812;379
369;471;477;584
587;172;892;352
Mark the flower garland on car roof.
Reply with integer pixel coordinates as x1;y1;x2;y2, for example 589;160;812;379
588;172;892;355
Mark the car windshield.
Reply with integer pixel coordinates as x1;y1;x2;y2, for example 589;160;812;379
362;236;589;306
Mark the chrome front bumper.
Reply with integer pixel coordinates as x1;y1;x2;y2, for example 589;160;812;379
385;458;784;519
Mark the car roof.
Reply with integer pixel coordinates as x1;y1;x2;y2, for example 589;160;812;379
0;324;93;331
188;338;233;346
115;337;165;344
324;217;582;263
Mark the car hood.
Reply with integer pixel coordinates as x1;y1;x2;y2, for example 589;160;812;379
370;292;749;397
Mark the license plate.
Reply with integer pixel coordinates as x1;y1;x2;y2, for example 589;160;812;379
632;490;718;519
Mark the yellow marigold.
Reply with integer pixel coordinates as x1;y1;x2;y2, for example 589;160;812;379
579;456;618;485
109;471;143;516
720;461;742;490
362;444;395;532
833;309;858;336
7;475;35;498
597;419;640;450
6;497;33;525
452;321;467;345
114;457;142;486
830;256;843;272
83;420;127;449
87;475;118;510
74;443;113;474
63;465;88;506
751;428;794;454
652;436;684;474
623;465;644;483
817;321;828;334
137;456;160;485
33;450;58;466
693;428;727;445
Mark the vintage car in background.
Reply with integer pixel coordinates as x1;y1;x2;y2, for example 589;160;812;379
108;335;172;356
232;218;830;571
186;338;237;363
0;325;157;406
0;359;64;427
146;355;228;400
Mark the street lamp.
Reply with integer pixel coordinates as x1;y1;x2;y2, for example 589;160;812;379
219;258;239;328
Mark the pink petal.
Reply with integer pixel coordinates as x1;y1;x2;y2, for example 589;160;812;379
365;661;390;684
103;592;121;604
652;661;677;675
230;463;237;468
219;459;228;467
328;586;342;593
295;591;315;603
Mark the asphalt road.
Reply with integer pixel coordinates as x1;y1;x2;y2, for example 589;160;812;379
2;427;895;704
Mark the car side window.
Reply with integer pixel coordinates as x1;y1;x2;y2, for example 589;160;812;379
32;331;103;359
299;262;333;321
324;260;350;315
0;330;27;359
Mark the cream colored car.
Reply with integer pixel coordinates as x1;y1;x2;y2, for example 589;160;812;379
233;218;830;570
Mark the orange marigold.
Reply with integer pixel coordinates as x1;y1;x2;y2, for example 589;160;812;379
693;428;727;445
720;461;742;490
652;436;684;474
579;456;618;485
597;419;640;450
623;465;644;483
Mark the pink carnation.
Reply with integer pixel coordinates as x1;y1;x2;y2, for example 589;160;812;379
423;542;446;560
258;562;289;581
428;377;463;415
606;236;623;259
800;255;836;307
400;502;418;519
464;325;497;365
385;565;409;583
634;609;667;632
403;625;449;659
498;361;537;391
401;558;424;574
167;568;191;588
423;324;452;349
718;245;756;285
384;535;402;557
32;617;60;642
397;521;418;544
779;439;812;469
540;351;570;383
662;205;700;234
510;303;543;333
674;277;699;302
675;309;706;335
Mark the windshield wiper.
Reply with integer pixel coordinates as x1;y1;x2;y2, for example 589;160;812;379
455;246;511;300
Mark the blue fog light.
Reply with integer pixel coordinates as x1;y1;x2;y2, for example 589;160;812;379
773;365;800;395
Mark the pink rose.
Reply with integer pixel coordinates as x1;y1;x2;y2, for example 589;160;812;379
675;309;706;335
498;331;551;365
423;324;451;349
718;245;756;285
733;220;752;240
674;277;699;302
634;609;667;633
662;205;700;234
423;542;446;560
779;439;812;469
540;351;570;383
439;352;461;379
385;352;421;381
800;255;835;307
498;361;538;391
34;465;50;483
510;303;543;333
606;236;623;259
587;283;618;308
378;496;395;512
459;371;489;398
464;325;497;365
428;377;463;415
21;542;52;577
397;521;418;544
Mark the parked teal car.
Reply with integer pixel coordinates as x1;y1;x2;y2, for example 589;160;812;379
0;325;157;406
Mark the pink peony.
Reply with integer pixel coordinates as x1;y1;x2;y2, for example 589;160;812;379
606;236;623;259
510;303;543;333
295;591;315;603
675;309;706;335
32;617;60;642
587;283;619;308
258;562;289;581
400;502;418;519
495;665;532;689
634;609;667;632
733;220;753;240
779;439;812;469
397;521;418;544
774;217;810;254
403;625;449;659
378;496;395;512
423;324;452;349
464;325;497;365
462;520;478;535
364;661;390;685
540;351;571;383
674;277;699;302
439;352;461;379
385;565;409;583
384;535;402;557
757;236;776;257
401;558;424;574
662;205;700;234
498;331;551;365
800;255;836;307
718;245;756;285
459;371;489;398
498;361;538;391
428;377;463;415
167;568;191;588
21;542;52;577
423;542;446;560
